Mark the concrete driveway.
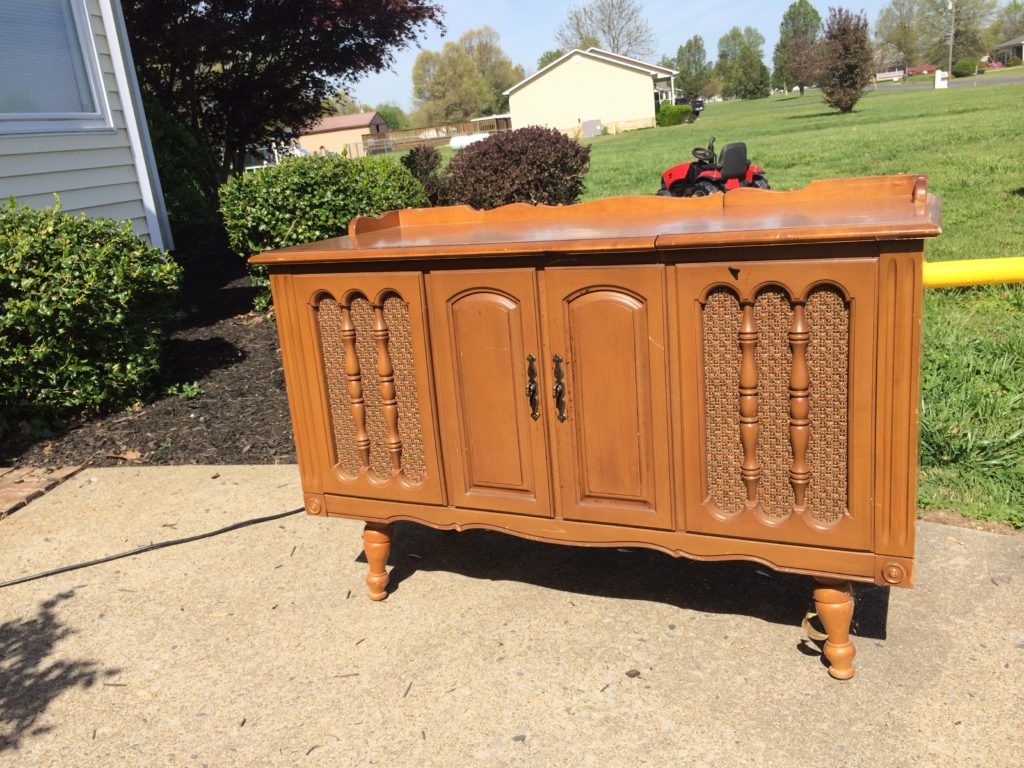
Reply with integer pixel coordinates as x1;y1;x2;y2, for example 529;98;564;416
1;466;1021;767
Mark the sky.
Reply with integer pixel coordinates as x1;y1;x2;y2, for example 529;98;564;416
350;0;895;111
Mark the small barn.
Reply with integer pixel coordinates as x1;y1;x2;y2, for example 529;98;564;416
504;48;676;136
296;112;389;158
0;0;172;249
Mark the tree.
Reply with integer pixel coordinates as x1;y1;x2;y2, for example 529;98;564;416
555;0;656;58
774;0;823;94
376;104;411;130
413;43;493;124
717;26;769;98
413;30;524;122
324;90;372;116
675;36;713;98
990;1;1024;45
820;7;873;112
124;0;443;179
875;0;922;68
458;27;525;113
916;0;997;65
538;49;565;69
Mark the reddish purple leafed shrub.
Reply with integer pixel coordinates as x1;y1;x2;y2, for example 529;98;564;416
442;126;591;210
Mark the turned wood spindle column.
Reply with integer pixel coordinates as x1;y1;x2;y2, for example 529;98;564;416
738;301;762;507
373;302;404;476
340;300;371;469
789;301;811;511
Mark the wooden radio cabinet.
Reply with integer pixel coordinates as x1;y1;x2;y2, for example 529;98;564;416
252;175;942;679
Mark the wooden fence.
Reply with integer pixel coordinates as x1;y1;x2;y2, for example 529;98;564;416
364;117;512;155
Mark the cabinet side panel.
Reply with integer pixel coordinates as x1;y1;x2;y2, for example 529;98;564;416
874;243;923;560
269;271;325;509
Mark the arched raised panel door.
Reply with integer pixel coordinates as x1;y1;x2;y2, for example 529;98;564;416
544;266;674;529
427;269;553;516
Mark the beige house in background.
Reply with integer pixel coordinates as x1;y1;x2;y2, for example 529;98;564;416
504;47;677;136
297;112;389;158
0;0;172;249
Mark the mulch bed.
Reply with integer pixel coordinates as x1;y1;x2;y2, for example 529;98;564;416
1;259;296;468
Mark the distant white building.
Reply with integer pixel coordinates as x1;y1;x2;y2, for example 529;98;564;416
504;47;677;136
0;0;172;249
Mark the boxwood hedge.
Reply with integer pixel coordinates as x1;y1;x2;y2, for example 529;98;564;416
0;199;181;436
219;155;427;309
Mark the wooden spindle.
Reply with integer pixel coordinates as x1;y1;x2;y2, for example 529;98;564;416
789;301;811;511
738;301;761;507
373;302;403;475
340;300;370;469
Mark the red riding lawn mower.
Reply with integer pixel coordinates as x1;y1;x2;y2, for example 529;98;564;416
657;137;769;197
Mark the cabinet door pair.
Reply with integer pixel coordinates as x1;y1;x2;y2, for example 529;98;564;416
428;267;673;529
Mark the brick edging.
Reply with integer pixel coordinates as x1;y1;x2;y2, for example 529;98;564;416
0;466;85;519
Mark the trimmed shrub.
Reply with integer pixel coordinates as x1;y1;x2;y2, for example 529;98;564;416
1008;56;1023;67
952;59;978;78
144;97;225;262
442;126;591;210
820;7;872;113
656;104;693;127
401;145;444;205
219;155;428;309
0;199;181;436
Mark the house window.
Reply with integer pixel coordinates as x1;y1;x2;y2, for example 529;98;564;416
0;0;110;133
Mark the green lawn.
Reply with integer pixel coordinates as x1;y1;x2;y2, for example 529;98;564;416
582;86;1024;527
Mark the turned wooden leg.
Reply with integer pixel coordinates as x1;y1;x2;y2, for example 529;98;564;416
812;578;856;680
363;522;393;601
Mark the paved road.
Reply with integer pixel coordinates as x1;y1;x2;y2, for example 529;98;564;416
874;74;1024;91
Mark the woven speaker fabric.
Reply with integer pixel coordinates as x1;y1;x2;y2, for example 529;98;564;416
383;295;427;483
316;297;361;476
754;288;795;518
806;287;849;523
703;289;745;515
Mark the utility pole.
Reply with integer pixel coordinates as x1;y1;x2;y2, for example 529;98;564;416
947;0;955;76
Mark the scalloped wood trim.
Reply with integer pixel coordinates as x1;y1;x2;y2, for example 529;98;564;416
322;493;884;585
349;175;929;238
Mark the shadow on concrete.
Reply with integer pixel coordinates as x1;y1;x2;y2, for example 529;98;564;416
0;590;119;752
367;523;890;641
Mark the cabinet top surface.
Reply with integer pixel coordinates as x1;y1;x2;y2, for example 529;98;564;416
251;174;941;266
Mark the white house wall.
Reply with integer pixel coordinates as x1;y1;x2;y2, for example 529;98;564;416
509;55;655;134
0;0;155;243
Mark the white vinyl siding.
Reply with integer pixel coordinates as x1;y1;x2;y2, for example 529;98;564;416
0;0;155;242
508;52;656;135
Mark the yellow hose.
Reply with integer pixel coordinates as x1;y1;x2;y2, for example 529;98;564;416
922;257;1024;288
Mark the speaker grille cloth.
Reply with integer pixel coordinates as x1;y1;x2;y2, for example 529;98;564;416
805;287;849;523
703;289;745;515
383;295;426;483
754;288;794;518
703;284;849;523
317;297;360;476
316;294;426;483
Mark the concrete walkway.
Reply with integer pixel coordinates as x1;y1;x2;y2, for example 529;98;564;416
0;466;1021;767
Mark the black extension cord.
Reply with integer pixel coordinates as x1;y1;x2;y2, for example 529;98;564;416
0;507;304;590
